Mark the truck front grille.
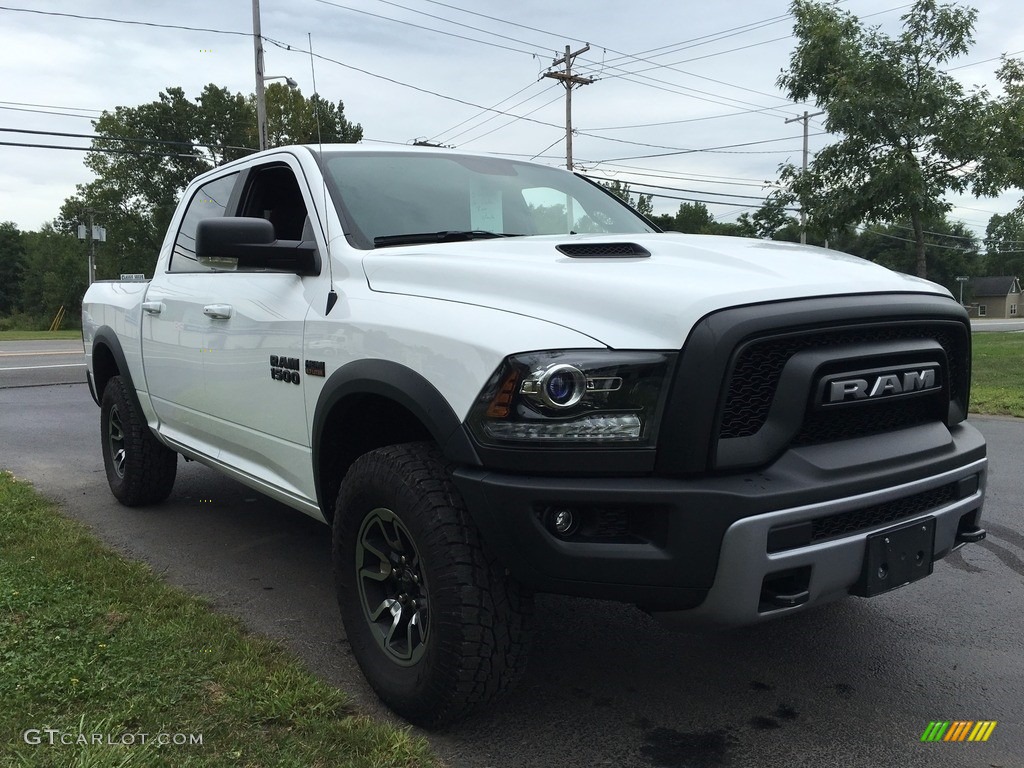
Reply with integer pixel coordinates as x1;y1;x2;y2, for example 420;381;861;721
718;323;965;441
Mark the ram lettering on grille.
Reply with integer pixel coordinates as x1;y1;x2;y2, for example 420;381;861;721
827;369;937;404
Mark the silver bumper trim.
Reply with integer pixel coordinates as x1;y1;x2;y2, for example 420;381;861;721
653;456;987;628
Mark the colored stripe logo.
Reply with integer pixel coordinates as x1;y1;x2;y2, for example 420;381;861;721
921;721;997;742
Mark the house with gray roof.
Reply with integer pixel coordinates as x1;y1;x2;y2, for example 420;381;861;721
969;276;1021;319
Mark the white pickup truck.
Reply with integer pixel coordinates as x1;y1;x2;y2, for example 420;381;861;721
82;145;988;726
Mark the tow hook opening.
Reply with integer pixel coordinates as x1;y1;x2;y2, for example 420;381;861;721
954;508;986;546
759;566;811;613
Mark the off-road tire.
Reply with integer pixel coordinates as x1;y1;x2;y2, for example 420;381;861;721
100;375;177;506
334;442;533;727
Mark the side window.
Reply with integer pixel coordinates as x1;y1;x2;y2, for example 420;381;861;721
978;305;987;317
239;164;310;241
170;173;239;273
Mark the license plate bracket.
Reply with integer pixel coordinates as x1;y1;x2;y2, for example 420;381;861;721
853;518;935;598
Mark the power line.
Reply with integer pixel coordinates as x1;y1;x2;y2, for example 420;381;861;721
428;80;549;143
414;0;579;45
437;85;560;146
862;229;979;251
367;0;554;55
590;163;775;188
0;105;97;120
0;140;204;158
530;134;566;162
0;5;565;141
586;133;821;164
0;99;102;114
456;92;564;147
313;0;544;57
262;38;569;133
583;106;782;131
0;5;252;37
362;2;810;124
943;48;1024;71
0;127;255;153
580;173;776;202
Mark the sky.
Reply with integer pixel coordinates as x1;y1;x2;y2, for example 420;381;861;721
1;0;1023;242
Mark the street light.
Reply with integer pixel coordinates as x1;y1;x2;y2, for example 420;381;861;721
264;75;298;87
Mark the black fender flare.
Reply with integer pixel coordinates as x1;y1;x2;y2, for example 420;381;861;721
89;327;135;406
311;359;481;510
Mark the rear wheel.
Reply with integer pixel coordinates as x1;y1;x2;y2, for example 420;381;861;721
100;375;177;506
334;442;532;727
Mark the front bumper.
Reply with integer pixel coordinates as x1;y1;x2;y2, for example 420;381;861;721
453;422;987;626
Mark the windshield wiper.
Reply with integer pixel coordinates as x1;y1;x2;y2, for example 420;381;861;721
373;230;522;248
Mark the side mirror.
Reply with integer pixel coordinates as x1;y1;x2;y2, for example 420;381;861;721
195;217;321;276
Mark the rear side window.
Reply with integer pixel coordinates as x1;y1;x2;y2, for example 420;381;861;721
170;173;239;272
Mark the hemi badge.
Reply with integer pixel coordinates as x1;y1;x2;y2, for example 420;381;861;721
305;360;326;377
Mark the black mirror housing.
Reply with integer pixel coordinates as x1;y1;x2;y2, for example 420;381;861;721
195;217;321;276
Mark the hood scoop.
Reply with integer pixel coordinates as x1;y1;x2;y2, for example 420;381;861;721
555;242;651;259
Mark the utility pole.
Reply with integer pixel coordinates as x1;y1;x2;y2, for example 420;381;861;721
77;211;102;285
88;211;95;285
544;44;594;170
252;0;268;151
785;110;824;245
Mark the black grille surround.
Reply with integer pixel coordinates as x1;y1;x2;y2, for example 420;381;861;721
719;324;964;440
654;294;973;477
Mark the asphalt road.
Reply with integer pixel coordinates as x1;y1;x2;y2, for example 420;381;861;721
970;319;1024;333
0;339;85;388
1;382;1022;767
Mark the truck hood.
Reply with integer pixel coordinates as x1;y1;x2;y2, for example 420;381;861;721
361;233;951;349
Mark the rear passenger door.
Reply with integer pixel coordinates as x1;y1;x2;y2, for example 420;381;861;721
143;170;241;455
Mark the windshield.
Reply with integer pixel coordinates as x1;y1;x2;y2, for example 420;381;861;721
320;151;656;249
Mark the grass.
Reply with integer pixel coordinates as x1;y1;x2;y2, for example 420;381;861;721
0;330;81;341
0;472;436;768
970;333;1024;419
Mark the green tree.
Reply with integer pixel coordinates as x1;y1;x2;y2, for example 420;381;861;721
18;225;87;326
666;202;715;234
57;83;362;280
0;222;25;315
264;86;364;146
983;212;1024;276
775;0;999;278
750;197;801;241
979;58;1024;211
651;203;763;237
597;180;654;218
844;217;980;295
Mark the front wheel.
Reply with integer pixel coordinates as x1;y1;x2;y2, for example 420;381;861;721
100;375;177;506
334;442;532;727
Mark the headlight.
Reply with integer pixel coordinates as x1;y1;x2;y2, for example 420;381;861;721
467;350;674;446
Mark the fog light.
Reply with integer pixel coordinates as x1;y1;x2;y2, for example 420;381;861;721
548;508;577;537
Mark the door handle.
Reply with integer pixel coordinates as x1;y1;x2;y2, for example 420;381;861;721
203;304;233;320
141;301;164;315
